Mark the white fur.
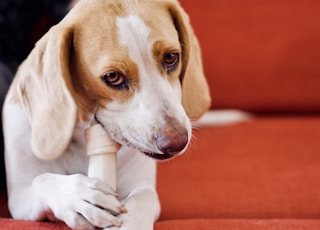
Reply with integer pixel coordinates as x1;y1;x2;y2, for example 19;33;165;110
3;14;191;230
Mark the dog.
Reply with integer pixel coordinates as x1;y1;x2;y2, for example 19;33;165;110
2;0;210;229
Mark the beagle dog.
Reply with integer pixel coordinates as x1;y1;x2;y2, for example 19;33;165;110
2;0;210;229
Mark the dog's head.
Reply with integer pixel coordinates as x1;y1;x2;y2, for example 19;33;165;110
15;0;211;160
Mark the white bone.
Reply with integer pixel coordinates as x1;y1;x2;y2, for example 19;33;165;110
85;121;120;190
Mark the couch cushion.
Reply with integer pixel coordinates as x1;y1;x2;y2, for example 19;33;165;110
157;116;320;220
155;219;320;230
0;218;70;230
2;218;320;230
179;0;320;113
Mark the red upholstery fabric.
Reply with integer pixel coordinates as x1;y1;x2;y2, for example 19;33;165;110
179;0;320;112
157;116;320;220
155;219;320;230
0;218;70;230
2;218;320;230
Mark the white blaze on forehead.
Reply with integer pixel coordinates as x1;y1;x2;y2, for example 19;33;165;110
116;15;154;71
103;15;158;115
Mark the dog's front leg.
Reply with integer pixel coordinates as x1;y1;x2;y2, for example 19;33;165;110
107;147;161;230
107;187;160;230
31;173;126;229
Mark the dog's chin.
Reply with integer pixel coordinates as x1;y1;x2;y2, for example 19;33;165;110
142;152;175;160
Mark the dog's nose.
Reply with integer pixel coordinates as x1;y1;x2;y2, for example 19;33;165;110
156;132;188;155
155;126;189;155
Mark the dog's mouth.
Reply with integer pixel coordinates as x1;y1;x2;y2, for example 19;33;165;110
142;152;175;160
116;137;176;160
94;117;179;161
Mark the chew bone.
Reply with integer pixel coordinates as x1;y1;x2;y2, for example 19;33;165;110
85;121;120;190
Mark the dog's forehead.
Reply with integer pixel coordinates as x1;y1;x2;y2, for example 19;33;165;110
67;0;182;107
70;0;180;70
115;14;179;68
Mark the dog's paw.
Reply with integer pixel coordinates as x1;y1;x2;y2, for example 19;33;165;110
32;173;126;229
104;209;154;230
104;187;159;230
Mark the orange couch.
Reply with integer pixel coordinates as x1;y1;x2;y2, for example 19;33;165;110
1;0;320;229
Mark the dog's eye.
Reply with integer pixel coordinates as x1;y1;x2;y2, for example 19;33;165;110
101;72;128;89
163;52;180;72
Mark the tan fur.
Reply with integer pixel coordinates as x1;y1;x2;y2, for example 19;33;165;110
12;26;77;160
10;0;210;160
166;1;211;120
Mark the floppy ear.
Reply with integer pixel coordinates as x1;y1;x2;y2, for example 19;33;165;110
168;1;211;121
16;25;77;160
